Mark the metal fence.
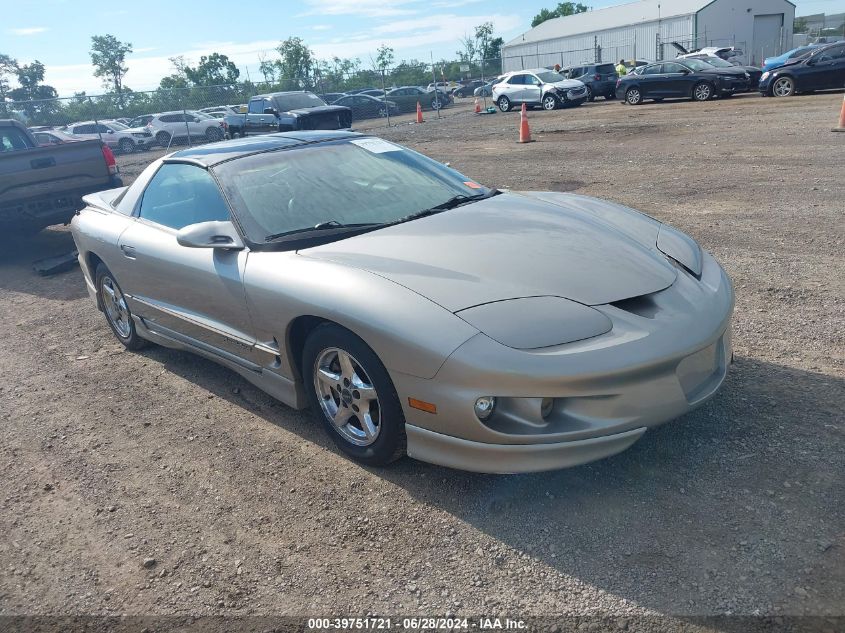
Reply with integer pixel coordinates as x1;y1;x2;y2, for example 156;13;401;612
0;57;504;145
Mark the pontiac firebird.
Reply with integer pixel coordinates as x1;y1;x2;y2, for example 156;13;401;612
70;131;734;473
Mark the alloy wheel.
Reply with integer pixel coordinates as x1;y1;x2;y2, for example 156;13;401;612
542;95;557;110
694;83;712;101
773;77;794;97
626;88;641;105
100;275;132;339
314;347;381;447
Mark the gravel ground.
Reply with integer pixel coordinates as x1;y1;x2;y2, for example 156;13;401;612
0;92;843;631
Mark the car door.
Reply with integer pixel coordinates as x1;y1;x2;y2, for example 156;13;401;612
661;62;693;97
244;98;269;136
803;45;845;90
503;74;526;102
95;123;119;148
114;162;261;364
638;64;665;97
523;73;543;105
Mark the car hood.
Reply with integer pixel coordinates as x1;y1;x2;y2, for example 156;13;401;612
546;79;585;90
285;105;351;116
300;192;676;312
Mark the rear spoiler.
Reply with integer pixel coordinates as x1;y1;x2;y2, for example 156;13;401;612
81;186;127;212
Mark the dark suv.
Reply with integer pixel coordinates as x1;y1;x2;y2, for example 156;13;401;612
564;63;619;100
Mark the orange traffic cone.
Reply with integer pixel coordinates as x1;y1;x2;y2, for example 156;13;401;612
833;94;845;132
474;97;481;114
518;103;533;143
416;101;424;124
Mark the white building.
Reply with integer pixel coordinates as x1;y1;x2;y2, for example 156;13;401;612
502;0;796;70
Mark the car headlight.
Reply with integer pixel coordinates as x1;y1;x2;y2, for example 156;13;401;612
744;72;750;79
656;224;702;277
456;296;612;349
761;71;770;81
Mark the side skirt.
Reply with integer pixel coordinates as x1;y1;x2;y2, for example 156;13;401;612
133;316;307;410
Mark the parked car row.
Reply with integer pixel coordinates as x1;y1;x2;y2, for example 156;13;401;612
317;86;452;117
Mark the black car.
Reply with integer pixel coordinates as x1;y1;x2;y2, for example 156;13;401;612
564;63;619;100
452;80;484;97
616;58;750;105
680;54;762;91
331;94;400;120
759;42;845;97
318;92;346;104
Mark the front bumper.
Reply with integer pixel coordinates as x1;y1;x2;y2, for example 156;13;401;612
394;250;734;473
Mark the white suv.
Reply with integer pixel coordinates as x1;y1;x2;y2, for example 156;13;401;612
64;120;155;154
492;68;588;111
145;111;226;146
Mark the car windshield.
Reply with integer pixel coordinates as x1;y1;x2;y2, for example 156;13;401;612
680;59;713;71
790;46;815;59
274;93;327;110
214;138;491;243
535;71;564;83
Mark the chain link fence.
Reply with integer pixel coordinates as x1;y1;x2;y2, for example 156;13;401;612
0;57;504;150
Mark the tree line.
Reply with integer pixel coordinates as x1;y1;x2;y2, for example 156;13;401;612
0;23;504;126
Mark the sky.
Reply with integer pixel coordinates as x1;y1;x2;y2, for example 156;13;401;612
3;0;844;96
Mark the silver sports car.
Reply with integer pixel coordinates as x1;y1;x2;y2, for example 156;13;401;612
70;131;734;473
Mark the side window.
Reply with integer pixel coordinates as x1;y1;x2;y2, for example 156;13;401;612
527;75;542;86
138;163;231;231
663;63;686;73
159;114;178;123
248;99;264;114
819;46;845;61
1;127;34;151
642;64;664;75
96;124;111;133
508;74;525;85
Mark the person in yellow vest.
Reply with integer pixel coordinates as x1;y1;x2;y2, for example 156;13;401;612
616;59;628;76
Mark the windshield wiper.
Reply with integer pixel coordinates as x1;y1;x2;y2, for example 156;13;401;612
392;189;502;225
265;221;381;242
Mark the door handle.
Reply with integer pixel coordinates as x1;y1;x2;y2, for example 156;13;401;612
120;244;137;259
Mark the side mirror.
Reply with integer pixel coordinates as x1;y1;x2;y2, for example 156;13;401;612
263;107;278;115
681;69;691;74
105;129;114;133
176;221;245;250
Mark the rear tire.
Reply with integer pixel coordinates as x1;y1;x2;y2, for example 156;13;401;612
497;96;512;112
155;131;172;147
303;324;406;466
205;126;223;142
625;87;642;105
95;264;147;351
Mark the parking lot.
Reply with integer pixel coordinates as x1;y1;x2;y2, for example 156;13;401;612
1;91;843;628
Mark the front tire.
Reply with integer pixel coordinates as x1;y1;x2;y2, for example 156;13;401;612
303;324;406;466
585;86;594;102
118;138;135;154
497;96;512;112
771;76;795;97
205;126;223;142
95;264;147;351
541;94;558;110
692;81;714;101
155;131;172;147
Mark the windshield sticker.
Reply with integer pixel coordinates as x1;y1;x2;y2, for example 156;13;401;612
350;138;401;153
464;181;483;189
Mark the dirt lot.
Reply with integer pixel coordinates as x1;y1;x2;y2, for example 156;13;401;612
1;92;843;630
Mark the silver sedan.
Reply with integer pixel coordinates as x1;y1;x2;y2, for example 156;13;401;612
70;131;734;473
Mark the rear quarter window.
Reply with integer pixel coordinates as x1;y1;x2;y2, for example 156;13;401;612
1;127;34;151
597;64;615;73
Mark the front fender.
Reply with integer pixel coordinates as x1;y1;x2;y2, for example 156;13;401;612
244;252;479;381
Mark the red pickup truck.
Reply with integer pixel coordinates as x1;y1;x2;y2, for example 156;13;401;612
0;119;123;234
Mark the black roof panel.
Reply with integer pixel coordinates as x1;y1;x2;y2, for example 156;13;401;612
166;130;363;166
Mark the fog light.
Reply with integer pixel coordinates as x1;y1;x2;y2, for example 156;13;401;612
541;397;554;419
474;396;496;421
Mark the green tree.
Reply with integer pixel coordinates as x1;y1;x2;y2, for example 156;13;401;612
90;34;133;108
185;53;240;86
274;37;315;89
531;2;588;28
0;53;18;114
8;60;59;122
373;44;395;71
